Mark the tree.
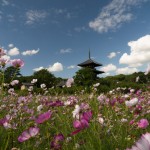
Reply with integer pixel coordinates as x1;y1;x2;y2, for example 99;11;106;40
4;66;22;83
74;68;98;87
33;69;56;88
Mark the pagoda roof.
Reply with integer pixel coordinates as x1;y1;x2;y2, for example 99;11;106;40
93;69;105;74
78;58;103;67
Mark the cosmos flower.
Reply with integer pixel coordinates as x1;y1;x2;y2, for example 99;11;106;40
137;119;149;129
0;58;8;67
35;111;52;124
72;111;92;135
40;83;46;89
72;105;80;119
10;80;19;86
93;83;100;87
125;98;138;107
11;59;24;68
66;78;74;87
18;127;39;142
31;79;37;84
126;133;150;150
50;134;65;149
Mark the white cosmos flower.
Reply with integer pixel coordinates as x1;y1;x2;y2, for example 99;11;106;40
125;98;138;107
72;105;80;119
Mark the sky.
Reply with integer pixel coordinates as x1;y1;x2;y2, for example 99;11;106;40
0;0;150;79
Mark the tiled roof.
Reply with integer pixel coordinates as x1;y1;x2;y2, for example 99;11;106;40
78;58;102;67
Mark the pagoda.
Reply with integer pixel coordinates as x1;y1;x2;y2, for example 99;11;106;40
77;51;104;76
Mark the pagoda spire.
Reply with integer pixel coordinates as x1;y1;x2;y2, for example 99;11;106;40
89;49;91;59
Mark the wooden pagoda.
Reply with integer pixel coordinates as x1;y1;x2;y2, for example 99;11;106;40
77;51;104;76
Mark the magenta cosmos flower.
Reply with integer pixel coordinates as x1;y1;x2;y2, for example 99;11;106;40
138;119;149;129
35;111;52;124
18;127;39;142
127;132;150;150
72;111;92;135
11;59;24;68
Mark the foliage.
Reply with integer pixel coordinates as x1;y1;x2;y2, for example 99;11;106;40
74;68;98;87
33;69;56;88
4;66;21;83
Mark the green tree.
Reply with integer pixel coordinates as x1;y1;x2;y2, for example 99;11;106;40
4;66;22;83
33;69;56;88
74;68;98;87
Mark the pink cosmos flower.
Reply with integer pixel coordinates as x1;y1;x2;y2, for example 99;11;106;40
0;58;8;67
137;119;149;129
35;111;52;124
11;59;24;68
126;132;150;150
18;127;39;142
50;133;65;149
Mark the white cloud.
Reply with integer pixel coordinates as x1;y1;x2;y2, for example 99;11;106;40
8;47;20;56
67;65;76;69
60;48;72;54
119;35;150;67
47;62;63;72
33;66;44;72
8;43;14;48
89;0;147;33
26;10;47;25
101;64;117;72
22;49;39;56
2;0;9;6
116;67;138;75
108;52;116;59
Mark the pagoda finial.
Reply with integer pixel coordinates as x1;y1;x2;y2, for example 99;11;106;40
89;49;91;59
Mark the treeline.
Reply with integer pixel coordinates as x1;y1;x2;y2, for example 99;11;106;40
1;66;150;94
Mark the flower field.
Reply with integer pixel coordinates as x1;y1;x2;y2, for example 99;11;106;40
0;48;150;150
0;86;150;150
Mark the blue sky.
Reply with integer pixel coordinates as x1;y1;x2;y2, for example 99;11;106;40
0;0;150;78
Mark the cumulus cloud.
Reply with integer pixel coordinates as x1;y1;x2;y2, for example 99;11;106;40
8;47;20;56
108;52;116;59
22;49;39;56
60;48;72;54
47;62;63;72
101;64;117;72
89;0;147;33
8;43;14;48
67;65;76;69
116;67;138;75
119;35;150;67
26;10;47;25
33;66;44;72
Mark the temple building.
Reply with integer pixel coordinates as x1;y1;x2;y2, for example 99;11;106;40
77;51;104;76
